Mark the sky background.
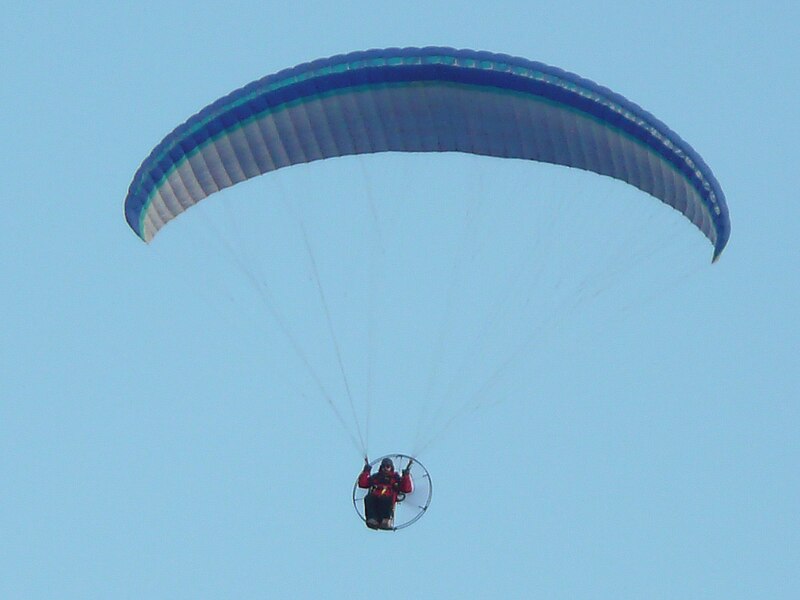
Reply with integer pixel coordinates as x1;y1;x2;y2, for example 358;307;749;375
3;1;798;598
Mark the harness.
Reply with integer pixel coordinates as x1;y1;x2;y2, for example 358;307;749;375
370;474;398;498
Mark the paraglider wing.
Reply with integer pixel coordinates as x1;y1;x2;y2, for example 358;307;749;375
125;47;729;260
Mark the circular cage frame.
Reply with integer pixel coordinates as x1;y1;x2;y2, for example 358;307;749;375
352;454;433;531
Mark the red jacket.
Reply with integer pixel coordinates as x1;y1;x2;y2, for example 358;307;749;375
358;467;413;502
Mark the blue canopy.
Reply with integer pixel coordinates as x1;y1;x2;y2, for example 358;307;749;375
125;47;729;260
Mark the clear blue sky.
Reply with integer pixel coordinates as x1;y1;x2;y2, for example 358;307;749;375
3;2;798;598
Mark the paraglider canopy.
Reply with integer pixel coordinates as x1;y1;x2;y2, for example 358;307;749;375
124;46;729;261
353;454;433;531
